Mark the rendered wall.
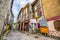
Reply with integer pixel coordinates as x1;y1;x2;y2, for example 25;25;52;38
42;0;60;18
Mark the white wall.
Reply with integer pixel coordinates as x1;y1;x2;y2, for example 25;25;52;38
47;20;55;31
47;20;60;37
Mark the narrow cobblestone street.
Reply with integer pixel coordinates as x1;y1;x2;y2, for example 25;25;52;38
3;30;57;40
0;0;60;40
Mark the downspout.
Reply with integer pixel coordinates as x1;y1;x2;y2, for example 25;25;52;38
10;0;14;25
10;0;14;17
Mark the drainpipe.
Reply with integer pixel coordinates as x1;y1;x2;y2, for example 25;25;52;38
10;0;14;28
10;0;14;20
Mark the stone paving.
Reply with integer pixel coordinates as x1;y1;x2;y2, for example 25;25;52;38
4;30;58;40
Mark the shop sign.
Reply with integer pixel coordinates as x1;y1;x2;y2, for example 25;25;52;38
40;18;47;26
30;19;36;23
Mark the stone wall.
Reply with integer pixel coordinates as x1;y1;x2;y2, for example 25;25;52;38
0;0;12;35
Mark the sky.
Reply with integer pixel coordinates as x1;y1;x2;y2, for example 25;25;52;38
12;0;35;22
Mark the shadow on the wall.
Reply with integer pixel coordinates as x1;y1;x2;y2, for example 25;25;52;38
57;0;60;6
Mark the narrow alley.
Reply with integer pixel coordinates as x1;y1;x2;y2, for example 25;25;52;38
3;30;58;40
0;0;60;40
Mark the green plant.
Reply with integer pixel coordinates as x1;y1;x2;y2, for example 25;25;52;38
35;28;40;33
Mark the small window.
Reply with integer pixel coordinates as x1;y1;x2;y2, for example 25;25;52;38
54;20;60;31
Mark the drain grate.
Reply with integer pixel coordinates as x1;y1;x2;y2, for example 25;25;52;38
27;34;29;36
34;36;39;38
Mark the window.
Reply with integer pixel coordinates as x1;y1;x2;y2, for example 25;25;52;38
34;6;37;11
9;13;11;20
26;8;27;13
54;20;60;31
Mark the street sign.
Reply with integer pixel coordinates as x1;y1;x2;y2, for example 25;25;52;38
40;18;47;26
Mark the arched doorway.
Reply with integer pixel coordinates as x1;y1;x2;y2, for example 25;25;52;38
24;21;29;32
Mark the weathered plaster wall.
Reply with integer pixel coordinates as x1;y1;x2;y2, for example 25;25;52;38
42;0;60;18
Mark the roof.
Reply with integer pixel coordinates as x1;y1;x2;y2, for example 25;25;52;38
22;3;29;12
17;8;23;19
17;0;39;19
10;0;14;17
31;0;39;6
17;3;30;19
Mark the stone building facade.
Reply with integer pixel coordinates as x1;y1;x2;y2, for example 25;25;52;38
0;0;14;35
17;3;33;32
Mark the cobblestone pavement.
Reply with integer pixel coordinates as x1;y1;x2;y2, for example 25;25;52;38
4;30;58;40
